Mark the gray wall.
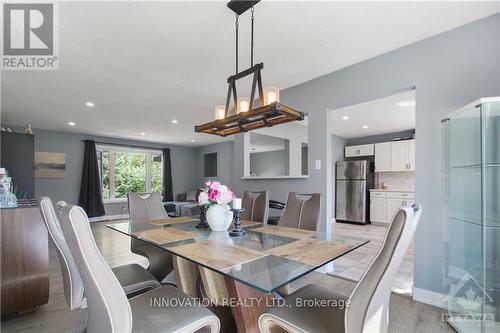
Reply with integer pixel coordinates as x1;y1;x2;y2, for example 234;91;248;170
233;14;500;298
4;126;198;216
195;141;235;190
250;150;289;177
345;129;415;146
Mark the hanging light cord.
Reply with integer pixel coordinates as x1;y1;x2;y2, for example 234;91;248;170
235;14;239;74
251;7;255;67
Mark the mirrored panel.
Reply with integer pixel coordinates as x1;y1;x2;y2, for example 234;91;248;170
243;120;308;178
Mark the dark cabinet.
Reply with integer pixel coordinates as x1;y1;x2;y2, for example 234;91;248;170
0;132;35;199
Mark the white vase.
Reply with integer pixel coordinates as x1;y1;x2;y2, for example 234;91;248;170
207;231;234;245
206;204;233;231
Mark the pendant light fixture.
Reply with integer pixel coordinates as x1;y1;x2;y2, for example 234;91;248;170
195;0;305;137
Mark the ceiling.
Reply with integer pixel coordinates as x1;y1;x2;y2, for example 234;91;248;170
330;90;415;139
2;1;498;147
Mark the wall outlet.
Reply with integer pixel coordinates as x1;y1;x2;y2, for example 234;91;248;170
315;160;321;170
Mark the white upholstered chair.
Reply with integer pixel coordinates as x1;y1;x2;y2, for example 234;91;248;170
60;204;220;333
127;192;175;282
128;192;170;221
259;204;422;333
39;197;161;310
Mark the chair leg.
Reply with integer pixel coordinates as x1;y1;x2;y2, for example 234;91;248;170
131;238;173;281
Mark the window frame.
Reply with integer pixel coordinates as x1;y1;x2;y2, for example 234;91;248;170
96;145;163;203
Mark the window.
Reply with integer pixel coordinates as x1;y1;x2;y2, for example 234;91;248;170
203;152;218;177
96;145;163;201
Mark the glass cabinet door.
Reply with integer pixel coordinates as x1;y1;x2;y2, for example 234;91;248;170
481;100;500;332
444;98;500;333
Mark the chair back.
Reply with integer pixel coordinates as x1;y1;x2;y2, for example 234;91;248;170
61;205;132;333
278;193;322;231
241;191;269;223
345;204;422;333
39;197;85;310
146;192;170;220
173;255;200;298
128;192;169;222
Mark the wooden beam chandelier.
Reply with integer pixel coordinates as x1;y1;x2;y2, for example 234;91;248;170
194;0;305;137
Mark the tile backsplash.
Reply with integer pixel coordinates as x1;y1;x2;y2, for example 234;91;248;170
376;172;415;191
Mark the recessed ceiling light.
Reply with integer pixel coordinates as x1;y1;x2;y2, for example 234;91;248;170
397;101;415;107
171;119;178;124
190;139;195;143
85;102;95;108
342;116;349;120
362;125;368;129
140;132;146;136
68;122;76;126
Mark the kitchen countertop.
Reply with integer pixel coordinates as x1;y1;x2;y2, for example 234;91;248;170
369;189;414;192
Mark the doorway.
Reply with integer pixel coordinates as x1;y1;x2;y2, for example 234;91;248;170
328;89;416;296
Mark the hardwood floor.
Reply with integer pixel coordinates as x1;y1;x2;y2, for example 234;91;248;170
329;221;414;296
1;220;451;333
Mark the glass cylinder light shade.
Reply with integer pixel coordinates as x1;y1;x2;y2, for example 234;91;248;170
215;105;226;120
237;97;250;114
264;87;280;105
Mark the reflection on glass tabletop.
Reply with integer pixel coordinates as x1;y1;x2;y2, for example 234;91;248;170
107;219;369;293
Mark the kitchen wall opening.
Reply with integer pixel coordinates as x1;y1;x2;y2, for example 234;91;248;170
328;88;416;296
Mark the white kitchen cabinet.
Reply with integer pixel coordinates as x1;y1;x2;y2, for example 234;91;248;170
370;197;387;223
386;198;403;223
370;191;414;224
345;144;374;158
344;146;358;157
390;141;408;171
389;139;415;172
358;144;374;156
375;142;391;172
407;139;415;171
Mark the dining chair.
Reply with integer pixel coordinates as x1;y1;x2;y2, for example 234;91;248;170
173;255;237;333
241;190;270;223
39;197;161;310
128;192;174;282
172;255;200;298
60;204;220;333
259;204;422;333
278;192;322;231
128;192;170;221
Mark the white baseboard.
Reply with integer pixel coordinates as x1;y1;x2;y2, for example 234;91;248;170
412;286;495;314
412;286;447;309
89;214;129;223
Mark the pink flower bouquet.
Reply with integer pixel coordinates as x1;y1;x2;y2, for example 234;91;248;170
198;181;235;208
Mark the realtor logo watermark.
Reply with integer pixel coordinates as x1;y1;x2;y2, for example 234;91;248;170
1;2;58;70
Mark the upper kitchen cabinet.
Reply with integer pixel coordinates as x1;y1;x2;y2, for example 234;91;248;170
374;142;391;172
345;144;374;158
374;139;415;172
390;139;415;171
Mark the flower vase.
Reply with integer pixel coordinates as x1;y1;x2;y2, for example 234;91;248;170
206;204;233;231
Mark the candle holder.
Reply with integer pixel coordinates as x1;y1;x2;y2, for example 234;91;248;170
195;205;209;229
229;208;246;237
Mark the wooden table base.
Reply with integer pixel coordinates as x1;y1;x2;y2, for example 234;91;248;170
225;279;275;333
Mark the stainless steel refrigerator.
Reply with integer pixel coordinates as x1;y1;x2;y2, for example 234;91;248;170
335;160;374;224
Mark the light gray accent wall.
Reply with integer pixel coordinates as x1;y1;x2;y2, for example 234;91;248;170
345;129;415;146
195;141;235;189
332;134;347;217
5;126;198;216
250;150;289;177
233;14;500;295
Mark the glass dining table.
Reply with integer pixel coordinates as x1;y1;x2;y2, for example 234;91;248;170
107;216;369;332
